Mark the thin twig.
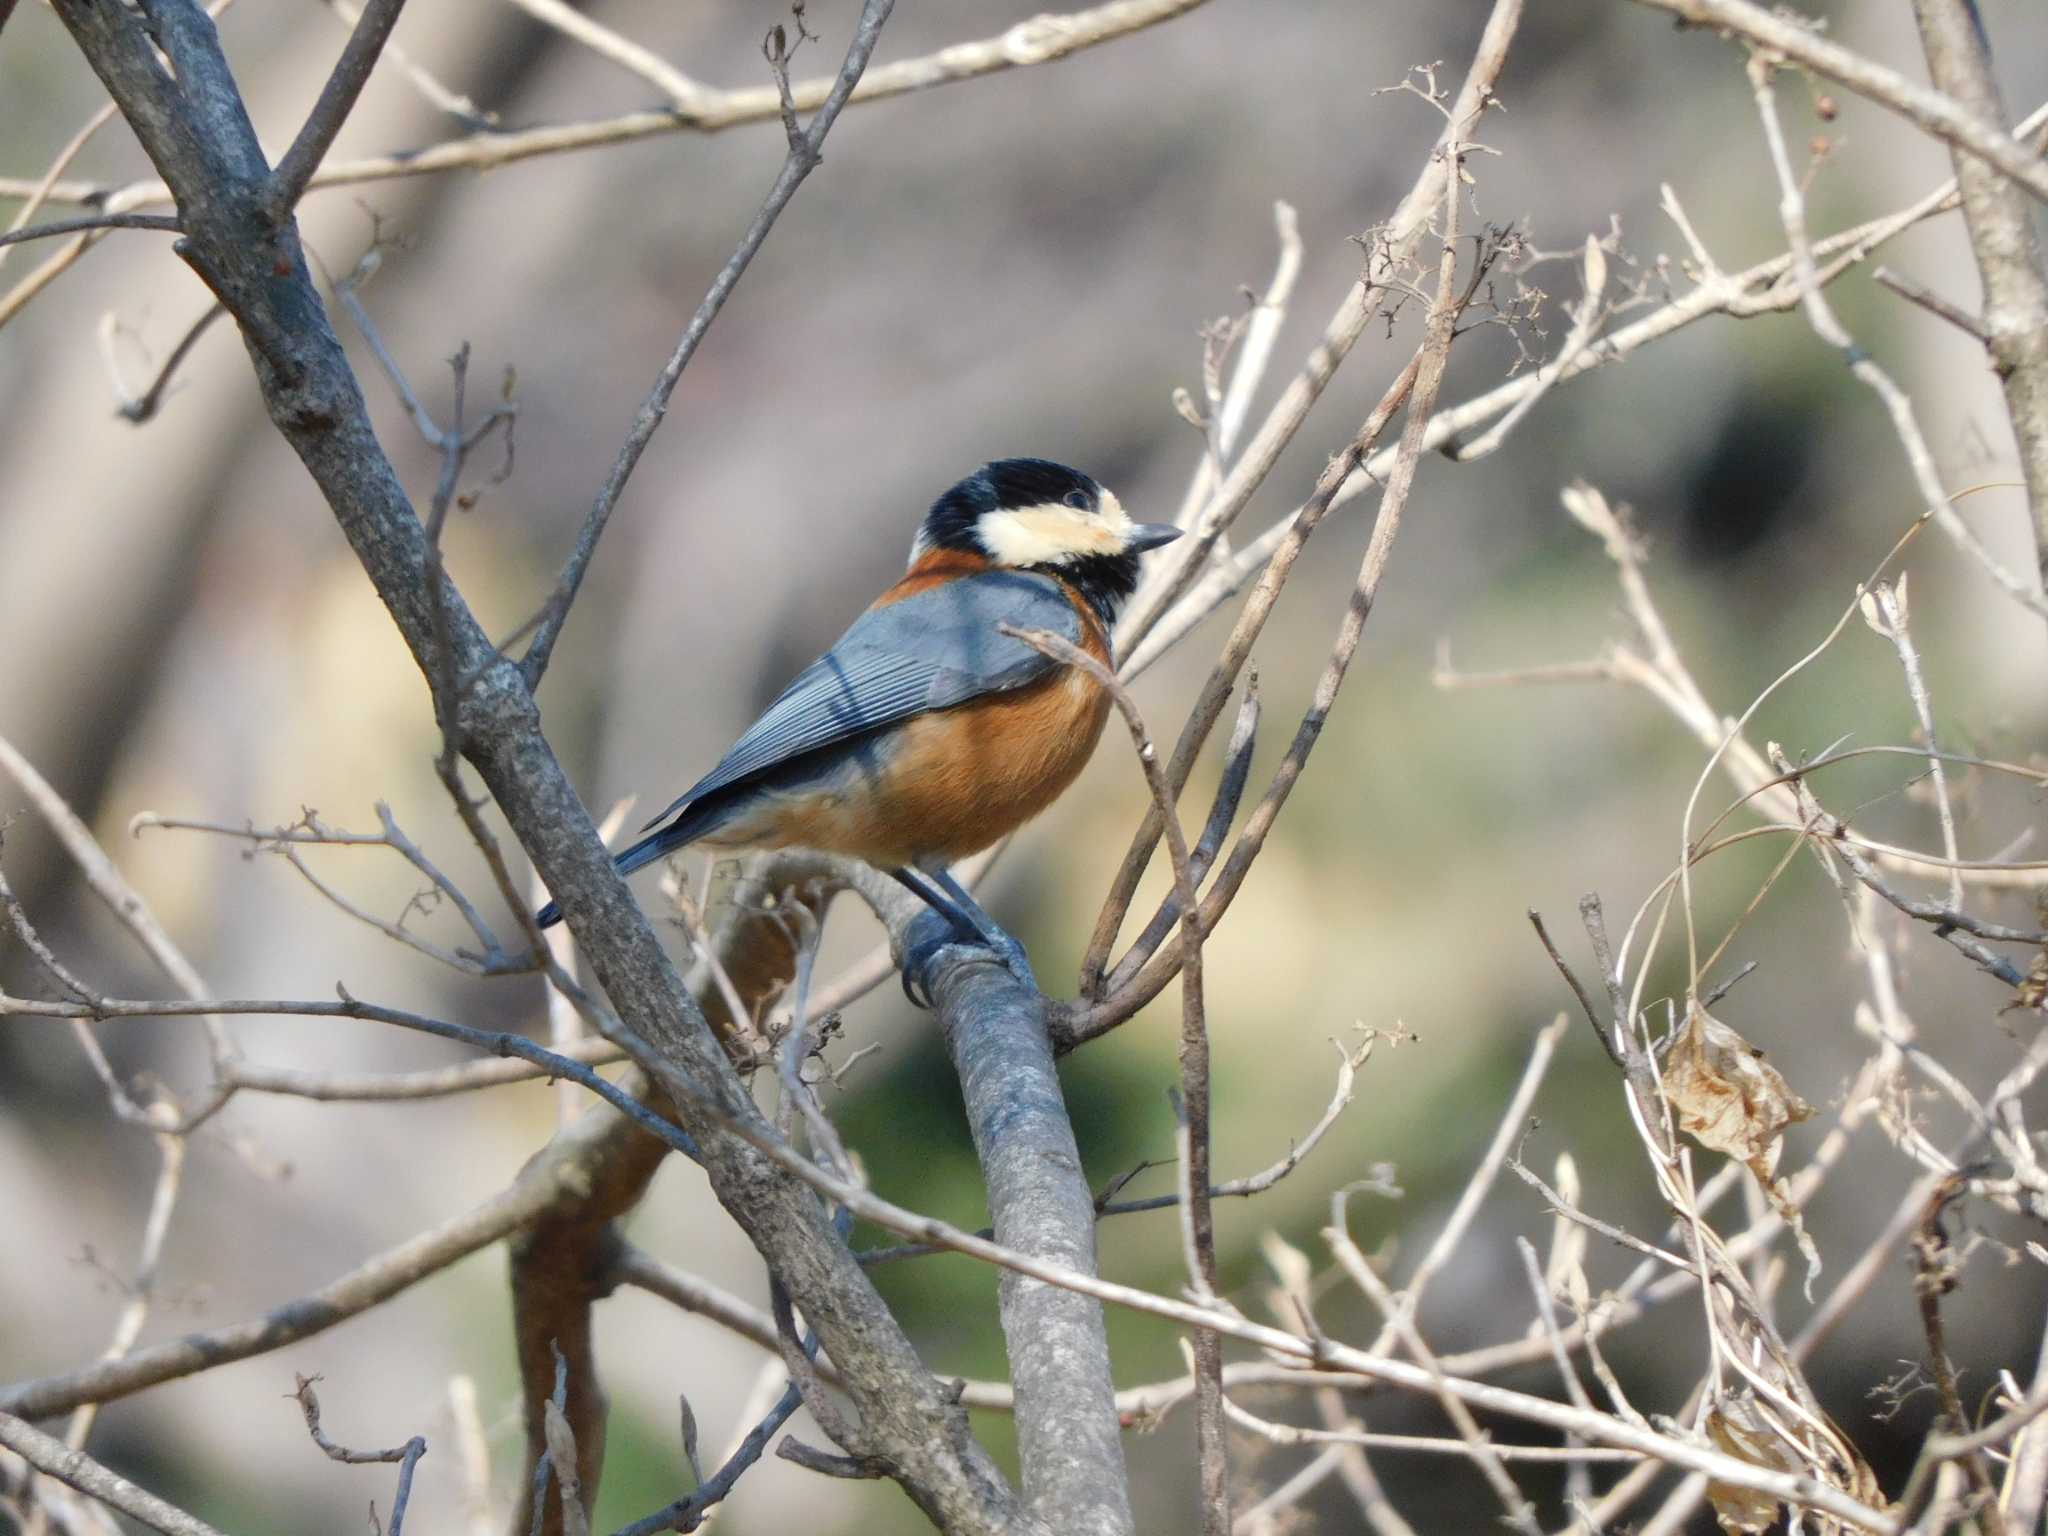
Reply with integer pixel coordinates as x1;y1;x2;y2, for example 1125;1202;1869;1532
0;95;122;280
8;1;1212;215
48;1130;188;1481
1329;1192;1542;1536
0;733;238;1118
0;213;180;248
1873;265;1991;343
1507;1157;1690;1273
1221;1395;1640;1463
1082;0;1522;992
1529;910;1618;1068
317;0;493;128
517;0;898;687
1062;112;1490;1042
266;0;411;218
1370;1016;1570;1352
1111;673;1260;986
108;302;228;423
1442;234;1607;463
1867;581;1962;910
1622;0;2048;204
293;1377;430;1536
498;0;706;109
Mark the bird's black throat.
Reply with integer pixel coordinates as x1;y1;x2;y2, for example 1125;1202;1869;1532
1038;550;1141;628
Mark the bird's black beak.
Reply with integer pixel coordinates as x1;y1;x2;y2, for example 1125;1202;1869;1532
1125;522;1184;555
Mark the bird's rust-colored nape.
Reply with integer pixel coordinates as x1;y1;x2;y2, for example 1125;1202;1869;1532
875;545;996;607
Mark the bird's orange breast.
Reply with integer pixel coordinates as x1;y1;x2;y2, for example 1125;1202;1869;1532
855;653;1112;864
705;562;1115;869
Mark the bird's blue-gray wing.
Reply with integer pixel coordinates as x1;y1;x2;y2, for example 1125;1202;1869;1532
641;568;1084;830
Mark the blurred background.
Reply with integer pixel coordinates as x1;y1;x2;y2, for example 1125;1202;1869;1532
4;0;2048;1529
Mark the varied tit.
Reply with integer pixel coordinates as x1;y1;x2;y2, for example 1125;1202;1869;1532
536;457;1180;993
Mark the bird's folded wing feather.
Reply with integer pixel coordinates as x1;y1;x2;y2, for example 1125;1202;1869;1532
641;569;1083;830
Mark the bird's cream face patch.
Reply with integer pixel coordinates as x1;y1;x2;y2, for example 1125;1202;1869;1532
976;489;1136;567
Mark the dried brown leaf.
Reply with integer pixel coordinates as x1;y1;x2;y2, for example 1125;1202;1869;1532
1704;1392;1801;1533
1665;1009;1813;1174
1665;1008;1821;1287
1703;1390;1885;1535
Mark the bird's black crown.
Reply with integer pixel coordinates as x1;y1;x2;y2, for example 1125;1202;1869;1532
916;459;1144;625
920;458;1101;549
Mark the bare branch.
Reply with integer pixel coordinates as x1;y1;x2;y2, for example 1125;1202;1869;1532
777;1437;891;1481
29;0;1056;1462
1000;619;1218;1527
1109;672;1260;988
106;302;228;423
1370;1017;1569;1351
266;0;409;218
0;95;121;280
499;0;706;110
1907;0;2048;587
1329;1193;1540;1536
0;213;180;249
594;1065;1900;1531
1079;0;1524;1002
518;0;898;686
1621;0;2048;205
0;1129;610;1420
0;1412;227;1536
7;1;1213;213
293;1377;429;1536
1874;264;1991;344
923;920;1135;1534
1442;233;1608;463
1746;53;2046;618
317;0;492;128
0;731;238;1122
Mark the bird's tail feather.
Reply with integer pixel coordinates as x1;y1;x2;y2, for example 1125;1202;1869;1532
533;805;719;929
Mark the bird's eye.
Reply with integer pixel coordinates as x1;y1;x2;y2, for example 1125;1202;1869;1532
1062;489;1092;511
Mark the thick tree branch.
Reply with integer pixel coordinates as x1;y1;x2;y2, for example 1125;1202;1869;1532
46;3;1018;1528
509;872;814;1536
1906;0;2048;587
1001;623;1220;1527
807;850;1139;1533
926;950;1135;1536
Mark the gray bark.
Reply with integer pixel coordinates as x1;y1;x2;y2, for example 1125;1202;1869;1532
46;1;1020;1528
1907;0;2048;591
929;944;1135;1536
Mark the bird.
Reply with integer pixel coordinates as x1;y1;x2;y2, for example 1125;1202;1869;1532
536;458;1181;993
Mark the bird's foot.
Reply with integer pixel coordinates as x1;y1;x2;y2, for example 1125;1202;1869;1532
979;923;1038;992
900;907;1037;1007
